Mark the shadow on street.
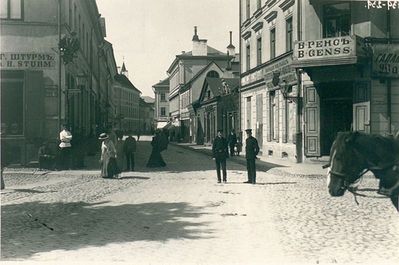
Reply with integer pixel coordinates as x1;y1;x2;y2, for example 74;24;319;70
1;201;213;260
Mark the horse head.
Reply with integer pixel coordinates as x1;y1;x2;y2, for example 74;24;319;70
327;132;368;197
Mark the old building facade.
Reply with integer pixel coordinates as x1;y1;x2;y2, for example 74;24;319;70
240;0;399;162
152;77;170;129
1;0;113;164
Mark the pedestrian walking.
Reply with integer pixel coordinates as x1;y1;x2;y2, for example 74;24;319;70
115;130;125;175
58;124;72;170
236;137;243;156
123;131;137;171
212;129;229;183
227;129;237;156
99;133;120;178
244;129;259;184
146;129;166;168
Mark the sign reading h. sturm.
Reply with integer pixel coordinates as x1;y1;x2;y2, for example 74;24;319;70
0;53;56;69
372;44;399;78
293;36;355;61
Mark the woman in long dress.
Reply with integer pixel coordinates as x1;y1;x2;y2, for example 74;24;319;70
99;133;118;178
146;130;166;168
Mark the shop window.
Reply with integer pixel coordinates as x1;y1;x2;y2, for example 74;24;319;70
1;73;24;136
1;0;23;20
323;2;351;38
286;17;293;52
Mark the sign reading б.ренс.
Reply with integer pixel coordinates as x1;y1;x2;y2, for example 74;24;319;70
372;44;399;78
0;53;56;69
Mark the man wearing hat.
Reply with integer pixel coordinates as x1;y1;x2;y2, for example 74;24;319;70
212;129;229;183
244;129;259;184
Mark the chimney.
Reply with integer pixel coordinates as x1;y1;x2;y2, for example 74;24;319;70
192;26;207;56
227;31;236;58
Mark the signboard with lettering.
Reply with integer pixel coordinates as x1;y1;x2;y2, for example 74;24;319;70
372;44;399;78
0;53;56;69
292;36;359;67
241;54;297;88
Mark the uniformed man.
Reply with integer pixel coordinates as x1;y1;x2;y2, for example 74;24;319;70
244;129;259;184
212;129;229;183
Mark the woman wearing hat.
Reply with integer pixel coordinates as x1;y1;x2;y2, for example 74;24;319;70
99;133;119;178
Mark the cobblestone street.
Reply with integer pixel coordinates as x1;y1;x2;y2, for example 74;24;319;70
2;138;399;265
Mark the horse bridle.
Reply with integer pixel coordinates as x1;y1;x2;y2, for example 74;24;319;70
323;146;399;197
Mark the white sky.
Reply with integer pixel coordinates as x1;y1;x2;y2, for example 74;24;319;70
96;0;239;97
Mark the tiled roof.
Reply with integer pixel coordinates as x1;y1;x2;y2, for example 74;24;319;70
114;74;141;93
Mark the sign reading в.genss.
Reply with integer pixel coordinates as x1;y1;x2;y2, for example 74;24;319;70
0;53;56;68
293;36;355;61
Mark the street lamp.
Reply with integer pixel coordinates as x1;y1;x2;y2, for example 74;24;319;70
279;79;299;103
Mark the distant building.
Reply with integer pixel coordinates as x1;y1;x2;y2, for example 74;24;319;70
113;64;141;132
139;96;155;134
152;77;170;129
166;27;237;142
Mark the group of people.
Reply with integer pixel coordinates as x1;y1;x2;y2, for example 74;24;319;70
212;129;259;184
99;130;137;179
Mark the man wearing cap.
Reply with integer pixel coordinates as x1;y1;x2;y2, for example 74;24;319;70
212;129;229;183
244;129;259;184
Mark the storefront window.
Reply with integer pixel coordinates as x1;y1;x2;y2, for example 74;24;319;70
1;78;24;136
323;2;351;38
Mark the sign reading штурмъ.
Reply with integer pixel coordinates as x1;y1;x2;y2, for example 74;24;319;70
0;53;56;69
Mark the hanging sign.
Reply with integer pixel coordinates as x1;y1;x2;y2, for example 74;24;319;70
372;44;399;78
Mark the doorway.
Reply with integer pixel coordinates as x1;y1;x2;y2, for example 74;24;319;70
319;82;353;155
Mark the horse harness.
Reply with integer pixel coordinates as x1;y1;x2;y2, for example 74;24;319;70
324;145;399;198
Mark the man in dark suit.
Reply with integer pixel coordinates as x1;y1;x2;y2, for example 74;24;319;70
212;129;229;183
244;129;260;184
227;129;237;156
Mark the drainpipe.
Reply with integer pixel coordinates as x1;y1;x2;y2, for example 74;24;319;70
295;0;303;163
387;9;392;134
238;0;242;140
58;0;62;131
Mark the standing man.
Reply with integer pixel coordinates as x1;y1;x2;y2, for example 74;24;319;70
212;129;229;183
123;131;137;171
227;129;237;156
59;124;73;170
244;129;259;184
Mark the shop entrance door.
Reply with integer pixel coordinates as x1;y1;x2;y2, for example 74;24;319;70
304;85;320;157
320;82;353;155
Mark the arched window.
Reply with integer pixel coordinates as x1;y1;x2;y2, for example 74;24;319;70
206;71;219;78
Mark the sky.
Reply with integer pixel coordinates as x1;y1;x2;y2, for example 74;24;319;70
96;0;239;97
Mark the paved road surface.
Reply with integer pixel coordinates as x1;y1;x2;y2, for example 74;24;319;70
2;138;398;264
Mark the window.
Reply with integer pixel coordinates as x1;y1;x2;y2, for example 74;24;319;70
1;0;23;20
161;107;166;117
68;0;72;26
286;17;293;52
246;96;252;129
206;71;219;78
246;0;250;20
246;45;251;71
256;38;262;65
160;93;166;101
323;2;350;38
269;91;279;141
257;0;262;10
270;28;276;59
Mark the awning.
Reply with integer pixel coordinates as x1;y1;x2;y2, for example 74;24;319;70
156;121;169;129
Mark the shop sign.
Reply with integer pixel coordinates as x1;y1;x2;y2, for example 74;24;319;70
293;36;355;61
241;55;296;87
0;52;56;69
372;44;399;78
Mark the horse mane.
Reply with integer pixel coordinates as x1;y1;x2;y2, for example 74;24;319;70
331;131;399;167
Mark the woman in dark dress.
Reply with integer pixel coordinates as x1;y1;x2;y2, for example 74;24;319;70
146;130;166;168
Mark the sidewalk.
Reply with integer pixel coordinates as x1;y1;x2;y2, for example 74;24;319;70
172;142;330;177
